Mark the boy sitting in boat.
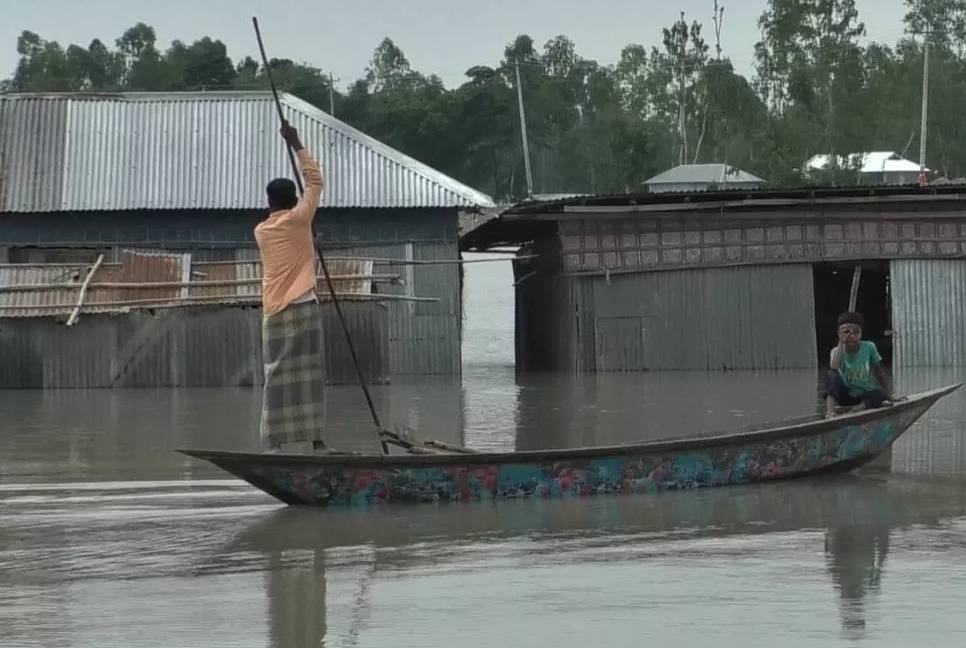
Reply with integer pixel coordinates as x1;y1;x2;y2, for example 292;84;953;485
825;312;893;417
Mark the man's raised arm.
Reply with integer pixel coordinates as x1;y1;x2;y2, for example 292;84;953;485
280;123;324;222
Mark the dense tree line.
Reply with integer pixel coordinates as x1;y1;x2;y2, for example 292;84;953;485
3;0;964;201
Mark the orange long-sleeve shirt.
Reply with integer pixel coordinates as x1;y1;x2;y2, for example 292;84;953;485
254;149;325;316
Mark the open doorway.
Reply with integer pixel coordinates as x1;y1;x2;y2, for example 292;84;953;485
813;260;892;367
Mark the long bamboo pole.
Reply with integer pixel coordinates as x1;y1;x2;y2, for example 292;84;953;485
0;275;402;292
0;256;532;269
0;293;439;312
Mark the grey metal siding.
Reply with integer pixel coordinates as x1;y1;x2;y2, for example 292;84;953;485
0;209;463;382
515;270;580;372
0;96;68;212
595;316;646;371
320;302;390;385
310;240;462;375
0;303;390;388
891;259;966;367
891;367;966;475
589;264;817;371
519;264;816;372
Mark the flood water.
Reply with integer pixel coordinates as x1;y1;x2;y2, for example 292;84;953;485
3;258;966;647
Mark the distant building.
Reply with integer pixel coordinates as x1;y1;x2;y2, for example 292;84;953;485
643;164;766;193
804;152;927;186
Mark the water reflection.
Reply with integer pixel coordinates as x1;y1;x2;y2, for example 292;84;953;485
825;524;890;641
210;474;966;646
265;551;327;648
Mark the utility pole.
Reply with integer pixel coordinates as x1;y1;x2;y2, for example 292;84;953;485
713;0;724;62
918;39;930;186
677;12;688;165
514;59;534;198
328;72;335;116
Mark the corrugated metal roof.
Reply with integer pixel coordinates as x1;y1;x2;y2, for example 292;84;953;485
0;96;69;211
643;164;766;186
805;151;927;174
0;91;495;212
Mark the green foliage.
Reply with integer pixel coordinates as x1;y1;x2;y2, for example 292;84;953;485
4;3;966;200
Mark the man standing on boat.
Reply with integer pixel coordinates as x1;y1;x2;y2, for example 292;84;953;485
254;122;325;450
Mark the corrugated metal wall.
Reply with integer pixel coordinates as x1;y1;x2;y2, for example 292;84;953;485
590;264;817;371
319;302;390;385
890;367;966;475
891;259;966;367
0;303;389;388
517;264;817;372
515;269;579;372
326;241;461;374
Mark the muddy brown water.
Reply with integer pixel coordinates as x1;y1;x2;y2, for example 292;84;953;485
2;259;965;647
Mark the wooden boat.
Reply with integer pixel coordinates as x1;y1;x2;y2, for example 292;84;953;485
178;384;960;507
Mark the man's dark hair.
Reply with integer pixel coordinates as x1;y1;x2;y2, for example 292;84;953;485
266;178;298;211
837;311;865;329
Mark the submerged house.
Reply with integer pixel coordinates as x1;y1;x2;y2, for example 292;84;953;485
462;186;966;372
0;91;495;388
803;152;927;186
643;164;766;193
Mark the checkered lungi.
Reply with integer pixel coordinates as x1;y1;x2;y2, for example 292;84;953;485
260;299;325;447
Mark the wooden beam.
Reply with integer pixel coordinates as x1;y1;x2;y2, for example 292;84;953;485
0;275;402;293
848;266;862;312
0;293;440;313
65;254;104;327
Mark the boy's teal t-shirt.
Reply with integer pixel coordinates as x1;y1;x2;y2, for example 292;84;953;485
834;340;882;396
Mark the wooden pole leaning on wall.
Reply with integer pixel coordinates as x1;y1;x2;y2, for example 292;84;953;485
848;266;862;312
66;254;104;327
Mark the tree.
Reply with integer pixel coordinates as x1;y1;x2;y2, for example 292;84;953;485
904;0;966;53
116;23;169;90
615;44;650;119
87;39;125;90
754;0;867;178
165;37;236;90
366;38;420;93
9;31;125;91
12;31;69;91
449;66;517;199
754;0;866;112
647;13;709;164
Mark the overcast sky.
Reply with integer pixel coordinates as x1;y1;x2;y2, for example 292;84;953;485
3;0;912;89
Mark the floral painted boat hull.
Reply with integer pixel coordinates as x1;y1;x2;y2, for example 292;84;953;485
179;385;959;507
